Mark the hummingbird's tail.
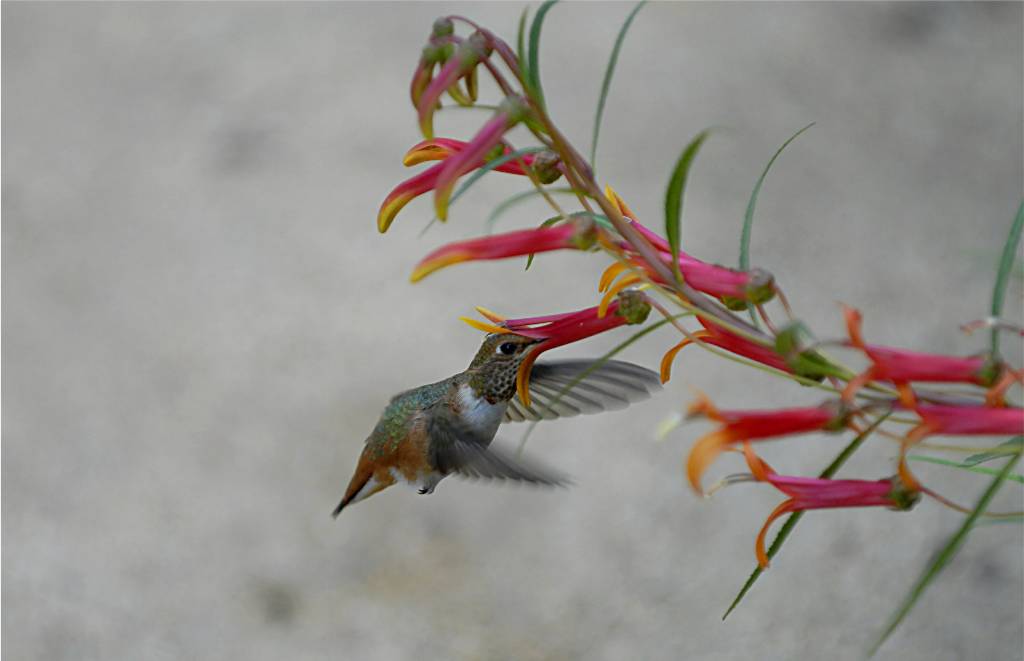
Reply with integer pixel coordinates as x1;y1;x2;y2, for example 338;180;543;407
332;454;386;517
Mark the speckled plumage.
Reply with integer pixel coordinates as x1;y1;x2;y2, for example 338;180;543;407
332;333;661;515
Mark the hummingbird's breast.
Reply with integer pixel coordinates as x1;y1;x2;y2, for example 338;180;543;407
455;383;506;442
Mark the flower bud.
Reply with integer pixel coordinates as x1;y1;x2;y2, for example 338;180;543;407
432;17;454;38
531;150;562;184
616;290;652;325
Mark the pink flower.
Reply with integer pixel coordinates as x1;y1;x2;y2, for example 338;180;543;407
410;217;597;282
741;444;919;568
685;394;851;494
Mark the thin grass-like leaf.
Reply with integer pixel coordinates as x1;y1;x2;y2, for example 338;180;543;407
447;147;546;209
524;216;563;271
517;313;688;453
526;0;559;109
722;412;891;620
664;130;710;282
990;201;1024;355
907;454;1024;484
870;451;1022;657
517;6;530;73
739;123;814;327
589;1;646;174
964;436;1023;466
485;187;577;233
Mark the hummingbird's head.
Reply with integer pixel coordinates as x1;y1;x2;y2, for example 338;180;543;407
467;333;541;400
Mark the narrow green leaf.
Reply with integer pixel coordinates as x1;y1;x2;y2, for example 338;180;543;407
517;313;689;453
990;201;1024;355
589;1;646;173
722;412;890;620
447;147;545;208
740;123;814;272
739;123;814;327
870;451;1022;657
517;6;530;74
907;454;1024;484
964;436;1023;466
526;0;559;109
664;130;710;283
485;187;577;234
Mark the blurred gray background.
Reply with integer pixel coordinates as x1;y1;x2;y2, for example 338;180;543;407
4;2;1022;660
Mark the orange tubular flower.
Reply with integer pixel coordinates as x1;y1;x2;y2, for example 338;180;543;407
685;393;850;494
741;444;920;568
410;217;597;282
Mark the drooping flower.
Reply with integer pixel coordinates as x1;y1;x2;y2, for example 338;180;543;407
841;306;1003;404
740;444;920;568
432;96;529;220
417;31;492;138
461;291;652;406
685;393;851;494
410;216;597;281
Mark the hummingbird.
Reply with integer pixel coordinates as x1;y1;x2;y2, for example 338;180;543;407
332;332;661;516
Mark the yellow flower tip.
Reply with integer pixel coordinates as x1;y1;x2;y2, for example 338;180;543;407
516;351;540;408
377;194;414;233
402;144;450;167
659;339;693;384
459;316;508;335
686;430;732;495
603;185;636;219
598;261;629;293
474;306;506;323
409;251;472;283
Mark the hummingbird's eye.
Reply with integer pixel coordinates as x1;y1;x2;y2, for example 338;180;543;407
498;342;517;356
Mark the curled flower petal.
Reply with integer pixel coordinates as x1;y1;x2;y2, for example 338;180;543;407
598;261;631;292
459;316;508;335
659;332;711;384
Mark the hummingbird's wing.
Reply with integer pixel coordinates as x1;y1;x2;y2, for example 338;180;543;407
428;410;568;486
504;359;661;422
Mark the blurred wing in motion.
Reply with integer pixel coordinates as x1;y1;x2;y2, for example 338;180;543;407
429;409;568;485
504;359;661;423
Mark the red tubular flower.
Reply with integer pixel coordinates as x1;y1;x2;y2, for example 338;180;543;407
378;138;535;234
685;393;850;494
410;217;597;282
602;186;775;305
403;138;535;175
741;444;920;568
433;98;528;220
897;403;1024;490
842;306;1002;404
659;314;792;383
461;292;652;406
